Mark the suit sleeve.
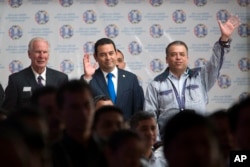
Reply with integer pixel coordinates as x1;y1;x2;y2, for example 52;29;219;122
0;84;4;107
2;76;18;111
132;76;144;114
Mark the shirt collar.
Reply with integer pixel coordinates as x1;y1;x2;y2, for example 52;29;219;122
31;66;46;80
102;67;118;79
169;69;189;79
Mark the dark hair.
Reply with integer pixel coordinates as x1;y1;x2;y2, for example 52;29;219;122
56;80;93;108
94;95;112;107
130;111;155;130
163;110;214;151
165;40;188;57
94;38;116;55
107;129;141;151
227;96;250;132
92;105;123;129
30;86;57;106
208;109;228;120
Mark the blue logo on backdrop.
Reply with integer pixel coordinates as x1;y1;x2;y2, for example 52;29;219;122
238;57;250;72
149;0;163;7
8;0;22;8
9;60;23;73
83;10;97;24
194;58;207;67
59;0;73;7
217;74;231;89
128;41;142;55
105;0;118;7
60;25;73;39
128;10;142;24
9;25;23;40
150;58;164;73
150;24;163;38
60;60;74;74
35;10;49;25
83;41;95;55
193;0;207;7
172;9;186;24
239;92;250;101
105;24;119;38
216;9;229;23
238;23;250;37
194;24;208;38
237;0;249;7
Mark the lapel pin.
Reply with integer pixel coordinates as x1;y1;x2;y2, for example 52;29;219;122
123;75;125;78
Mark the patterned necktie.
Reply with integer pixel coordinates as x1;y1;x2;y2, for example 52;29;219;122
37;75;43;87
107;73;116;103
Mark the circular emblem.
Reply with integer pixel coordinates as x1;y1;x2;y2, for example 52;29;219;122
237;0;249;7
194;24;208;38
83;41;95;55
60;59;74;74
59;0;73;7
193;0;207;7
216;9;229;23
149;24;163;38
105;24;119;38
150;58;164;73
128;41;142;55
35;10;49;25
149;0;163;7
238;23;250;37
8;0;22;8
9;60;23;73
104;0;118;7
172;9;186;24
60;25;74;39
238;57;250;72
9;25;23;40
128;10;142;24
194;58;207;67
239;92;250;101
217;74;231;89
83;10;97;24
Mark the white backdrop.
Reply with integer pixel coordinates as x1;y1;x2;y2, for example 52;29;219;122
0;0;249;112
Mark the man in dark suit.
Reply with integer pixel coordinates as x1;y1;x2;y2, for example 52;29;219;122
2;37;68;111
0;83;4;107
81;38;144;119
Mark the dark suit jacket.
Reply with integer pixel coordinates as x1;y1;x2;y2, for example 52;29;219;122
2;66;68;111
83;68;144;119
0;84;4;107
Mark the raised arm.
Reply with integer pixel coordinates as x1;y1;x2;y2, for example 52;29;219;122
82;54;98;79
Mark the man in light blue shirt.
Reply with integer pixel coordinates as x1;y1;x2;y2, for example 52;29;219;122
144;15;240;136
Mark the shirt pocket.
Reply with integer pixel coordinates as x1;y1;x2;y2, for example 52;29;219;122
185;84;202;103
158;89;175;108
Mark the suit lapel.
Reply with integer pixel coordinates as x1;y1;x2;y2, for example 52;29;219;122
95;68;109;95
116;69;126;102
26;67;39;89
46;68;53;85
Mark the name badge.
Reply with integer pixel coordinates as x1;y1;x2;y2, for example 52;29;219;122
23;86;31;92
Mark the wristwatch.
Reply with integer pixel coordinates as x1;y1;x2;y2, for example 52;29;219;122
219;38;232;48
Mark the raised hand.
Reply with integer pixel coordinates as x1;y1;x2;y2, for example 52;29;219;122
218;14;241;41
83;54;98;79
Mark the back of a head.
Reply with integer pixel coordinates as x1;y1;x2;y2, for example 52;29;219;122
30;86;57;106
56;79;92;109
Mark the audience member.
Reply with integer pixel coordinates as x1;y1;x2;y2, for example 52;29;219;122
52;80;101;167
130;111;166;167
163;110;223;167
208;109;235;166
31;86;64;143
81;38;144;119
144;15;240;136
92;105;125;150
104;129;146;167
94;95;114;110
227;96;250;150
2;37;68;111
